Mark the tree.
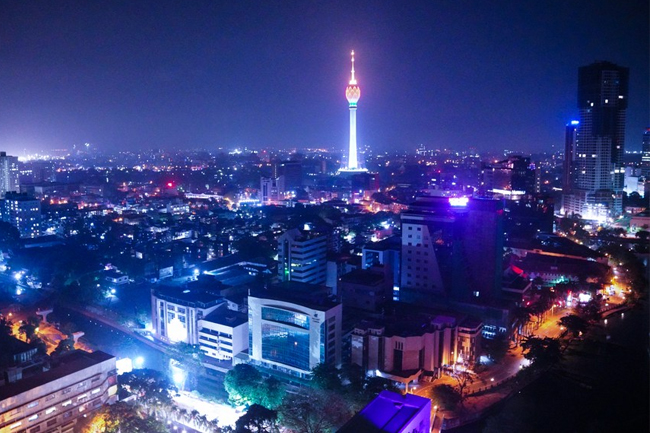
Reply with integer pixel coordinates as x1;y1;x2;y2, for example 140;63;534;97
278;389;351;433
168;342;204;391
0;316;13;337
18;315;41;343
256;377;285;410
575;297;601;323
235;404;279;433
224;364;263;407
81;401;170;433
0;221;20;252
558;314;589;338
521;336;562;369
512;306;532;343
429;384;461;411
120;369;174;409
451;371;475;403
311;363;342;392
52;337;75;356
635;230;649;243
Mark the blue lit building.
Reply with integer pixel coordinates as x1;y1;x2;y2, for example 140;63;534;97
0;192;41;239
246;282;342;378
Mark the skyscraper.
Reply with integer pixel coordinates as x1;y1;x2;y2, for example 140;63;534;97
341;51;365;172
642;128;650;168
399;196;504;303
563;120;579;193
0;152;19;198
563;61;629;219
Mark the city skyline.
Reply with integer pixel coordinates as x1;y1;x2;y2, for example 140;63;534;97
0;1;647;155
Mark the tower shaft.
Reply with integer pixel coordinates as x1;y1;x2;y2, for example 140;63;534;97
349;107;357;170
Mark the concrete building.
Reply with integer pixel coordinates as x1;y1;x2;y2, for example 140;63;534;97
277;228;327;284
351;313;482;384
198;305;248;361
338;391;431;433
563;121;580;193
563;61;629;220
0;351;117;433
0;193;41;239
339;268;392;312
246;283;342;378
151;286;223;345
362;236;401;291
400;196;504;303
260;176;285;204
0;152;19;199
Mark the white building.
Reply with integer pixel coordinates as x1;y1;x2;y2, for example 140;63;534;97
198;305;248;361
0;351;117;433
246;284;342;378
260;176;285;204
151;287;223;345
0;152;19;198
277;228;327;284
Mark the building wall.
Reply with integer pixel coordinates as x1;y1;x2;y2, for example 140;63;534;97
198;318;248;361
0;354;117;433
151;293;221;345
277;229;327;284
248;296;342;378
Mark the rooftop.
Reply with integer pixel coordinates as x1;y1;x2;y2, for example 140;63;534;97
153;285;224;308
250;281;340;312
202;305;248;328
338;390;430;433
0;350;114;402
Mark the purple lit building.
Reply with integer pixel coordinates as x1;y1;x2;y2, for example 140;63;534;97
338;390;431;433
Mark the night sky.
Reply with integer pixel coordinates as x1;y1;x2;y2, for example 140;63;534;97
0;1;647;155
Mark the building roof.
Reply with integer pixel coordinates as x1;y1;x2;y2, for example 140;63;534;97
340;269;385;286
338;390;430;433
250;281;340;312
506;234;604;260
202;305;248;328
519;253;610;279
153;285;224;308
363;235;401;252
0;350;114;401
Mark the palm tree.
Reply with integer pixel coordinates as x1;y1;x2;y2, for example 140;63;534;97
512;306;532;344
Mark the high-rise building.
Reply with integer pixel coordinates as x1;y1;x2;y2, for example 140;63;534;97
563;61;629;219
0;192;41;238
642;128;650;168
563;121;580;192
341;51;366;172
277;228;327;284
246;283;342;378
400;196;504;303
480;155;537;196
0;152;20;198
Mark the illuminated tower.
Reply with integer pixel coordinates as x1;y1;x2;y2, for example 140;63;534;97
344;51;364;171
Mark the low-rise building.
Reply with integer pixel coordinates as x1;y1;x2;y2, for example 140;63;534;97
151;286;223;344
245;282;342;378
0;350;117;433
198;305;248;362
338;390;431;433
351;311;482;385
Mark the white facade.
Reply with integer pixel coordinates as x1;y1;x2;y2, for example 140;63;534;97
248;294;342;378
151;289;222;345
0;152;19;199
198;307;248;361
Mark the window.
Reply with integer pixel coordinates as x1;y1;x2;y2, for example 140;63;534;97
28;415;38;422
91;388;101;395
27;401;39;408
62;388;71;395
30;427;40;433
45;407;56;415
45;395;55;401
61;401;72;407
77;394;88;401
46;419;57;427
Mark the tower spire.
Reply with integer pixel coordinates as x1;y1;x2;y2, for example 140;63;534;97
349;50;357;85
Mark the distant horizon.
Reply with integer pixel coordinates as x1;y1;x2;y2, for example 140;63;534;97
1;1;647;155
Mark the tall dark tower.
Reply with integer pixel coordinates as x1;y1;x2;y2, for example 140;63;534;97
567;61;629;219
563;120;579;193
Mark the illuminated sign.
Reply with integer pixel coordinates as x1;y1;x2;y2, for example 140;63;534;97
570;120;579;125
448;197;469;207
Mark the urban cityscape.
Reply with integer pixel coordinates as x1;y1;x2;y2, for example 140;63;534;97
0;2;648;433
